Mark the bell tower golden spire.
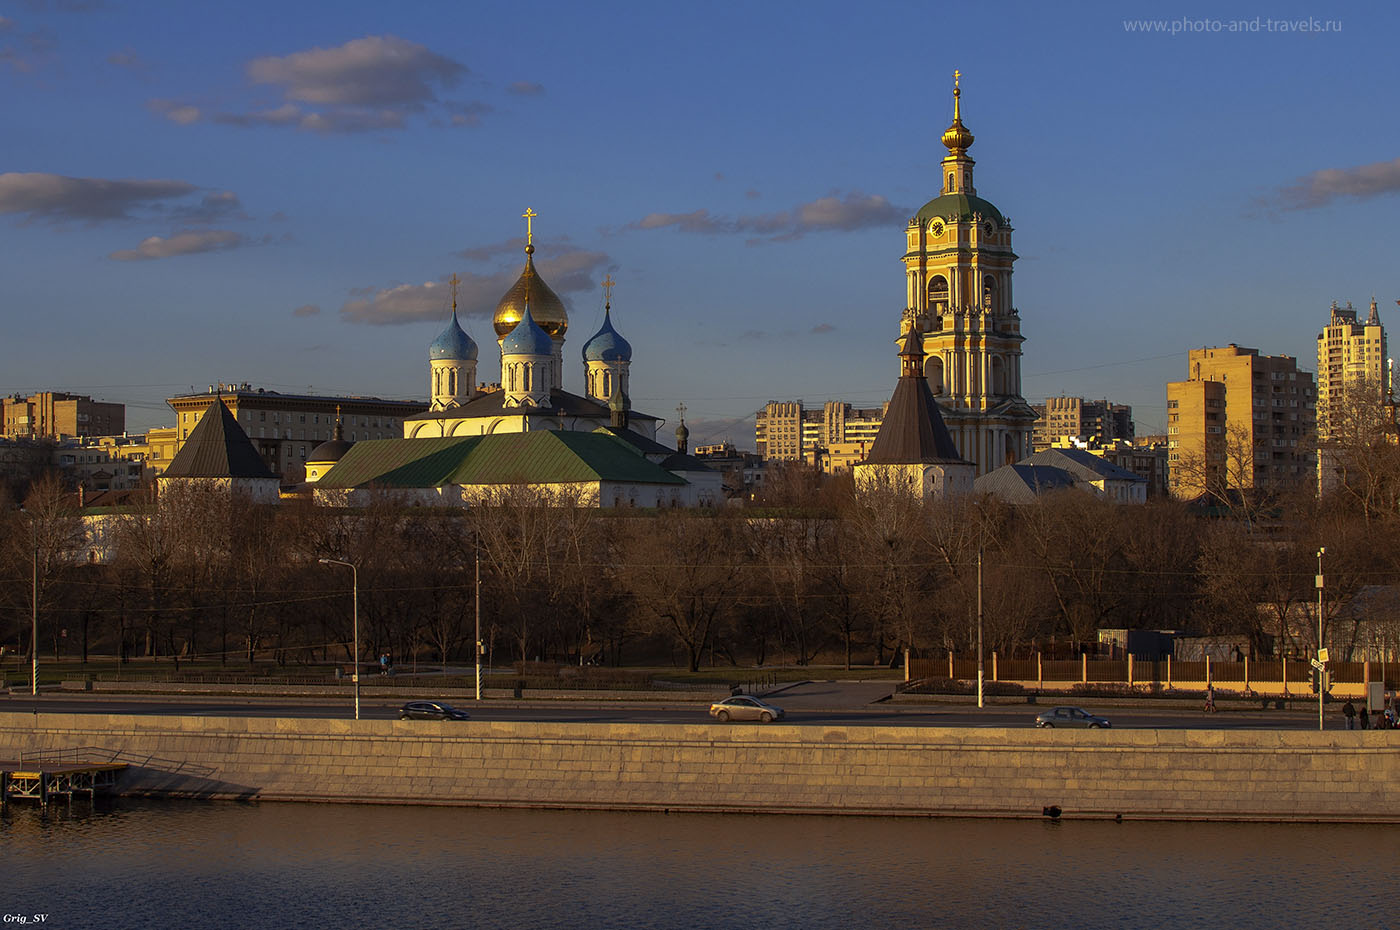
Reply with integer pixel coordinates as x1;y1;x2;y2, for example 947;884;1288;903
941;70;975;157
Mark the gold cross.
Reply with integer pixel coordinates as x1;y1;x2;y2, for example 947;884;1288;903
676;402;687;422
522;207;537;245
448;273;460;312
954;69;960;88
601;274;616;304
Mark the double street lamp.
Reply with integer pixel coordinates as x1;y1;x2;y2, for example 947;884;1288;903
319;558;359;720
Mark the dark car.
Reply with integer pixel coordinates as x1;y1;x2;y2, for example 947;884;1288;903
399;701;470;721
1034;706;1111;729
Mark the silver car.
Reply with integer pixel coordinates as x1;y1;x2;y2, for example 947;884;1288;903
709;695;785;723
1035;706;1111;728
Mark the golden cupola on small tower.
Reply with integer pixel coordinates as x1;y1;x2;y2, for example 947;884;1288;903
493;208;569;388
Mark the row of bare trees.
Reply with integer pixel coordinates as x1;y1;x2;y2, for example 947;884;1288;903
3;465;1400;673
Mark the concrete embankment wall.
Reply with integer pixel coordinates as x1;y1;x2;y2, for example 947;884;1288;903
2;713;1396;822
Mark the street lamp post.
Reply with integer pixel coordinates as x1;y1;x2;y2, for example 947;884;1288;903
31;545;38;697
976;546;984;709
475;542;482;702
1316;547;1325;731
319;558;359;720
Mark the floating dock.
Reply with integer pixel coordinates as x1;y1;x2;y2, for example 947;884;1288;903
1;760;126;810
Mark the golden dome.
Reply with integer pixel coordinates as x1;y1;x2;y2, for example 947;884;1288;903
492;246;569;340
941;76;975;155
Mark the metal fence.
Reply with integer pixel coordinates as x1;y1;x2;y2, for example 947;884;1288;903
908;654;1398;690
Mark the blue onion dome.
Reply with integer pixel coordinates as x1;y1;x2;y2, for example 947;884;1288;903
501;303;554;356
582;309;633;363
429;310;478;361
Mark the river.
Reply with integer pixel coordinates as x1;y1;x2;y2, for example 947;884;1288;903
2;799;1395;929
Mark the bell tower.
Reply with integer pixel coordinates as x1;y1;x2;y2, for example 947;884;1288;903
899;72;1036;474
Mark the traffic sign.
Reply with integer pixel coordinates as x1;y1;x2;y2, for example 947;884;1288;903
1310;658;1325;671
1318;648;1330;663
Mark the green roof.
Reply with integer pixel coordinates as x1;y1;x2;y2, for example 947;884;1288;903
913;192;1004;227
318;431;685;490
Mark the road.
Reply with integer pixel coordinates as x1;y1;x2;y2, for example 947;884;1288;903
0;691;1336;730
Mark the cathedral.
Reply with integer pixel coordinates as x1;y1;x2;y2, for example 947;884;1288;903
404;213;659;441
309;213;721;507
899;74;1036;475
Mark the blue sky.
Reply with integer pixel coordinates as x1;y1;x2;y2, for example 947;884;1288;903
3;0;1397;444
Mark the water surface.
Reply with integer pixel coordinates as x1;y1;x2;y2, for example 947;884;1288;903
2;800;1395;929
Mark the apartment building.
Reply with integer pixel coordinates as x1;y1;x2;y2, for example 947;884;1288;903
1032;396;1134;450
755;400;885;467
1166;345;1315;499
167;384;427;483
2;392;124;441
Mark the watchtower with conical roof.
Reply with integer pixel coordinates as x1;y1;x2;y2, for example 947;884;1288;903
900;71;1035;475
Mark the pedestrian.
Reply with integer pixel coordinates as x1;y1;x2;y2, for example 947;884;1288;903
1204;684;1216;713
1359;706;1369;730
1343;700;1357;730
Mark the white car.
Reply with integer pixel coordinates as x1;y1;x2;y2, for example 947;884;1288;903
709;695;785;723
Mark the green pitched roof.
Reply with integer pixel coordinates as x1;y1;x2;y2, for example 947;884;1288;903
318;431;685;490
913;192;1005;227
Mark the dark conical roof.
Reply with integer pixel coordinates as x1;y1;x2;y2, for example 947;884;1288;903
865;332;966;465
163;399;277;479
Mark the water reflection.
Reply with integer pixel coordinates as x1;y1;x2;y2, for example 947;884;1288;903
2;800;1395;930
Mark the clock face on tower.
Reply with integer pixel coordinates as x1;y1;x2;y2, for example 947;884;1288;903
929;220;944;237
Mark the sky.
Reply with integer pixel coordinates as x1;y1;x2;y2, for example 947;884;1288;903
3;0;1398;445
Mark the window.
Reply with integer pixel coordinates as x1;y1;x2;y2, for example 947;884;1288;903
928;275;949;313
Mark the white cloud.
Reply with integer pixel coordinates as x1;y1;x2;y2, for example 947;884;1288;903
148;98;202;125
108;229;249;261
628;191;908;242
0;172;197;222
507;81;544;96
248;35;465;107
292;304;321;317
343;247;614;326
1275;156;1400;210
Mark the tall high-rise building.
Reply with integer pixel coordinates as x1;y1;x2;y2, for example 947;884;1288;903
1316;298;1388;440
1166;345;1315;499
900;74;1036;475
1032;397;1134;450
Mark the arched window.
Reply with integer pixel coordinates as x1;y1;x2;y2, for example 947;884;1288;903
433;370;441;396
924;355;945;395
448;369;457;396
990;356;1006;395
982;274;997;312
947;173;954;192
928;275;949;313
603;370;612;397
507;365;516;393
522;365;531;392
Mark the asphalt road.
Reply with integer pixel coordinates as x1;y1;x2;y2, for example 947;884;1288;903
0;693;1339;730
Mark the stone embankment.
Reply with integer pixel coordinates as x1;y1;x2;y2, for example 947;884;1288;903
2;712;1395;822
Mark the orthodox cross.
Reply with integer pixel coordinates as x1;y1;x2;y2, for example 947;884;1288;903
601;274;616;307
448;273;460;313
522;207;537;246
676;402;687;423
